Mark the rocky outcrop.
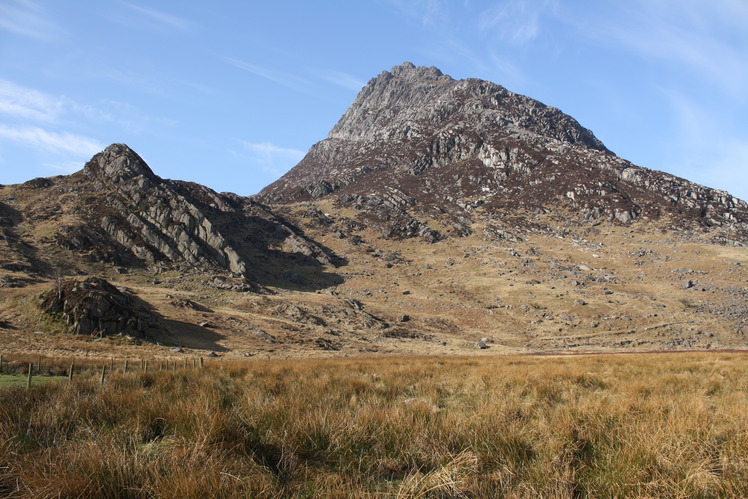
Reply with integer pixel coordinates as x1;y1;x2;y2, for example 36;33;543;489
0;201;37;273
80;145;249;274
40;277;152;336
339;191;443;242
258;63;748;243
60;144;339;280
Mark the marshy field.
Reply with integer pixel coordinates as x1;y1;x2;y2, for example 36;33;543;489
0;352;746;498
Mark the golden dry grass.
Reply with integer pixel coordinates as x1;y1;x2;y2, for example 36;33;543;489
1;352;746;497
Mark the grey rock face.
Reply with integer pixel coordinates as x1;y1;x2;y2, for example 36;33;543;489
258;63;748;243
65;144;338;280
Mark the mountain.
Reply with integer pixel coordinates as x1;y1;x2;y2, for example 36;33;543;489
1;64;747;358
259;62;748;244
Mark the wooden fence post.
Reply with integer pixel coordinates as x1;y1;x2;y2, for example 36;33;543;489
144;360;148;373
0;354;3;373
200;357;204;369
68;360;74;381
27;363;33;389
100;365;106;385
124;360;128;374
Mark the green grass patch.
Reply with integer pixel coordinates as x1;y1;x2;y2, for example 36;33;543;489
0;373;68;388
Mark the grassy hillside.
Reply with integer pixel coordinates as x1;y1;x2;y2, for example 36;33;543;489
1;352;746;497
2;212;747;360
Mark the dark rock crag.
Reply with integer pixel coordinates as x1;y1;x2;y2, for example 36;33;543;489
59;144;338;284
40;277;152;337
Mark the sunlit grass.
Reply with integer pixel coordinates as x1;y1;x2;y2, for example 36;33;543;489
0;352;746;497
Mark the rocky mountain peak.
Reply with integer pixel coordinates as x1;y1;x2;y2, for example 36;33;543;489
325;62;608;152
83;143;156;183
258;63;748;244
258;63;618;208
388;61;446;80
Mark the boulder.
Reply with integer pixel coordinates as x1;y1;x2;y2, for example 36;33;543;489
40;277;151;337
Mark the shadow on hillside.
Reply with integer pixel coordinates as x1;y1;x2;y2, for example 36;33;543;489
226;213;349;292
250;251;348;292
130;294;229;353
0;201;56;277
153;319;230;353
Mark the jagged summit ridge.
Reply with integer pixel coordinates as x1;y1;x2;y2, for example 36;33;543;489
258;62;615;206
390;61;444;78
327;62;609;151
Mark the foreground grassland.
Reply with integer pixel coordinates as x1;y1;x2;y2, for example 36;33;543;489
1;353;746;498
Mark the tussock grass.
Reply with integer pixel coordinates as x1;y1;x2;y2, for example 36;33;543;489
0;353;746;497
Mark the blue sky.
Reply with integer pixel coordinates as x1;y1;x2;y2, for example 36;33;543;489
1;1;747;201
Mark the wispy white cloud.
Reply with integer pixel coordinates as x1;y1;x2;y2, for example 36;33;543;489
92;100;179;133
385;0;536;89
385;0;449;27
318;71;366;91
0;79;63;121
564;0;748;99
241;141;305;164
657;88;748;200
119;1;193;33
418;37;526;91
0;125;103;157
77;62;165;97
0;79;173;135
478;0;558;46
43;159;88;174
661;89;706;143
0;0;66;40
236;141;305;178
699;141;748;201
223;57;311;92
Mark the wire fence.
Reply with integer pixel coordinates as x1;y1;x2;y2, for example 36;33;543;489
0;353;207;388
